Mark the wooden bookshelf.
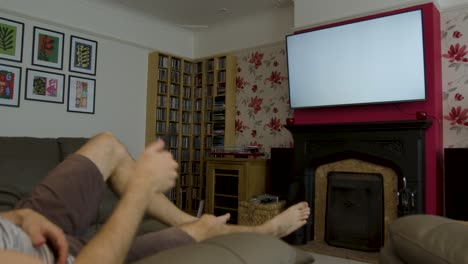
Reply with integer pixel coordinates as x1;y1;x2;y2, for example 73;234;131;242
146;51;236;214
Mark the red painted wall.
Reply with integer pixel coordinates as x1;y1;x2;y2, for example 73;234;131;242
293;3;443;215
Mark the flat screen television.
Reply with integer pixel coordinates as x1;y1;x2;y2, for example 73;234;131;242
286;9;426;109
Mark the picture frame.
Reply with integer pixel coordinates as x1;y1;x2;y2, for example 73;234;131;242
0;17;24;62
32;27;64;70
67;75;96;114
25;68;65;103
0;63;22;107
69;36;98;76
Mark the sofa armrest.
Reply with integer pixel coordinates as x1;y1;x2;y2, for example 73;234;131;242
388;214;468;264
133;233;314;264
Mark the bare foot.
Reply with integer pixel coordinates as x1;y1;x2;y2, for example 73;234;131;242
179;213;230;241
262;202;310;238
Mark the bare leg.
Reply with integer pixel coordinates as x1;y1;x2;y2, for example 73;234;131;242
179;202;310;242
76;132;196;226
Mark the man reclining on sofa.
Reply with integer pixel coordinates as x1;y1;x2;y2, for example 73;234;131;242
0;132;311;264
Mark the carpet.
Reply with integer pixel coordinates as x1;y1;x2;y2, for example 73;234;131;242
294;241;379;264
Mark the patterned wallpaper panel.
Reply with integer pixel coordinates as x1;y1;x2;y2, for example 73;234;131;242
234;5;468;157
234;44;293;157
442;8;468;148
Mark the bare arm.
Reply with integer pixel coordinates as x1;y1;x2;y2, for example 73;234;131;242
74;182;151;264
0;209;68;264
0;210;46;263
0;250;45;264
75;139;178;264
0;209;27;225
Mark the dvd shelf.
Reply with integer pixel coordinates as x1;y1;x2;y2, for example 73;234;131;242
146;51;236;215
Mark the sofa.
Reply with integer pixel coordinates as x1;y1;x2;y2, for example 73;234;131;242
379;214;468;264
0;136;314;264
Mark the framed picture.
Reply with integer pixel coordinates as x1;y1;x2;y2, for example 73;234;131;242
32;27;64;70
67;75;96;114
69;36;98;75
25;68;65;103
0;17;24;62
0;63;22;107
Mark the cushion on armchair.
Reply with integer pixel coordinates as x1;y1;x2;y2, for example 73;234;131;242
388;214;468;264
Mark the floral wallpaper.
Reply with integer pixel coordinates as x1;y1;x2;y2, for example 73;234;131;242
442;7;468;148
234;43;293;157
233;5;468;156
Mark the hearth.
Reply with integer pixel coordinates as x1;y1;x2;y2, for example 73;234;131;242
286;120;432;246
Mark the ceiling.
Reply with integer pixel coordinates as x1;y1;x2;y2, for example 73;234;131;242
95;0;463;31
98;0;294;29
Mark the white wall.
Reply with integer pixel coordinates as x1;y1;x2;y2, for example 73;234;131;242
194;6;294;58
0;11;151;157
0;0;194;57
0;0;194;157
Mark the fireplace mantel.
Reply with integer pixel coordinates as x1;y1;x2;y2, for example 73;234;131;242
286;120;432;133
286;120;432;243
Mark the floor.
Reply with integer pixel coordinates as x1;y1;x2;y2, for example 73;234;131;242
311;253;368;264
295;241;379;264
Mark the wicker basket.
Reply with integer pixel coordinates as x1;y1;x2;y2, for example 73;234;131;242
238;200;286;226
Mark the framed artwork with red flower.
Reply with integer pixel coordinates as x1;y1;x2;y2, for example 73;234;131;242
0;63;22;107
25;68;65;104
32;27;64;70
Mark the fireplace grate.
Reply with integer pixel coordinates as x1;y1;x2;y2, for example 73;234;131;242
325;172;384;251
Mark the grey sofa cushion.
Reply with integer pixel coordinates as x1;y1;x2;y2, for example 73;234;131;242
134;233;314;264
0;186;22;212
0;137;60;197
57;137;88;161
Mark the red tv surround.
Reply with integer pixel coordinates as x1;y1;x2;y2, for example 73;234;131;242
292;3;443;215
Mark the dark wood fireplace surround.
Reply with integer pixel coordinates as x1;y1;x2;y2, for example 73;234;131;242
286;120;432;244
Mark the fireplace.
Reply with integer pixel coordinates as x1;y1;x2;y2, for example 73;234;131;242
287;120;432;247
325;171;384;251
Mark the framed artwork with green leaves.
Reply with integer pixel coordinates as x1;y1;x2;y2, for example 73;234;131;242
25;68;65;104
69;35;98;76
0;17;24;62
32;27;64;70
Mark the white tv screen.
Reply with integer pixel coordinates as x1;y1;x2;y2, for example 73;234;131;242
286;9;426;109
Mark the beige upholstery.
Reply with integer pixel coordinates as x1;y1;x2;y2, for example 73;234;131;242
380;214;468;264
134;233;315;264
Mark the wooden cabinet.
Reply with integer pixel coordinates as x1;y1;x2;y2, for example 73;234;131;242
146;51;236;215
206;158;267;223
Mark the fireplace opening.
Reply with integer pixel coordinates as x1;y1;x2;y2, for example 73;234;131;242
325;171;384;251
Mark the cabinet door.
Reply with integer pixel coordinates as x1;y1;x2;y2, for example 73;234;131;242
206;163;244;223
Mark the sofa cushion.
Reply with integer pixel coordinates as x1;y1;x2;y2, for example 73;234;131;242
0;186;22;212
389;214;468;264
57;137;88;161
133;233;314;264
0;137;60;197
